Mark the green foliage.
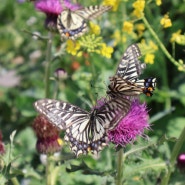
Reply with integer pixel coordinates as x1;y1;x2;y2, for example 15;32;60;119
0;0;185;185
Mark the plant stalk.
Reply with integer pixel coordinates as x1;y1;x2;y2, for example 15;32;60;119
116;149;124;185
142;16;183;70
161;126;185;185
45;32;53;98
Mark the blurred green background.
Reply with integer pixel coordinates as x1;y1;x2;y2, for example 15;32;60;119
0;0;185;184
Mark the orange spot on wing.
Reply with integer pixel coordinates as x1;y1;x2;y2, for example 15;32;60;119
87;147;91;152
148;87;154;92
65;32;70;37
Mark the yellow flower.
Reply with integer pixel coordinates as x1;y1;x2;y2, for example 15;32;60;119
144;53;155;64
122;21;133;34
156;0;162;6
170;29;185;45
132;0;145;18
102;0;120;11
57;138;63;146
160;14;172;28
178;59;185;71
135;23;145;36
175;35;185;45
89;22;101;35
149;40;158;51
112;30;127;45
100;43;114;58
66;40;81;56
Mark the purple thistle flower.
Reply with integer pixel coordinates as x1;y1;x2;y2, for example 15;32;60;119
0;131;5;155
177;153;185;172
34;0;80;31
32;115;63;154
54;68;68;80
108;99;150;146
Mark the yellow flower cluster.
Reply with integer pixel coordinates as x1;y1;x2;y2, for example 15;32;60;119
122;21;133;34
102;0;120;11
145;53;155;64
156;0;162;6
139;40;158;64
112;29;127;46
170;30;185;45
135;23;145;37
66;34;114;59
66;40;82;57
89;22;101;35
100;43;114;58
132;0;145;18
160;14;172;28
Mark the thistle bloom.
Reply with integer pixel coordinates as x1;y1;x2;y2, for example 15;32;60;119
0;131;5;155
34;0;79;31
54;68;68;80
177;153;185;172
108;99;150;146
32;115;62;154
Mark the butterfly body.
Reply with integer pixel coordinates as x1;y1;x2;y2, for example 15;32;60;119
34;98;131;156
107;44;156;98
57;5;112;40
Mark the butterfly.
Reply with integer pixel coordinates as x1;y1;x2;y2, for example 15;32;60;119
34;98;131;156
57;5;112;40
107;44;156;98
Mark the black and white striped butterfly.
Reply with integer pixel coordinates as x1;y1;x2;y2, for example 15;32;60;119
107;44;156;98
57;2;112;40
34;98;131;156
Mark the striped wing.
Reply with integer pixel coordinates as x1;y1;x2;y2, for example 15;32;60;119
75;5;112;20
57;5;111;40
34;98;131;156
64;97;131;156
34;99;89;130
57;9;88;40
116;44;145;82
107;44;156;98
107;76;156;97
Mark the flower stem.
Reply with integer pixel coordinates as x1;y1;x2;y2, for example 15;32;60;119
10;177;19;185
45;32;53;98
46;154;54;185
116;149;124;185
142;15;172;109
161;126;185;185
142;16;183;70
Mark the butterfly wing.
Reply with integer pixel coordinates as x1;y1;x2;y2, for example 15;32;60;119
107;44;156;98
34;98;131;156
57;9;88;40
116;44;145;82
57;5;111;40
65;97;131;156
34;99;90;130
75;5;112;20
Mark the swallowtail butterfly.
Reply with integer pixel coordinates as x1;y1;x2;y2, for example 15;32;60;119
34;98;131;156
57;3;112;40
107;44;156;98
